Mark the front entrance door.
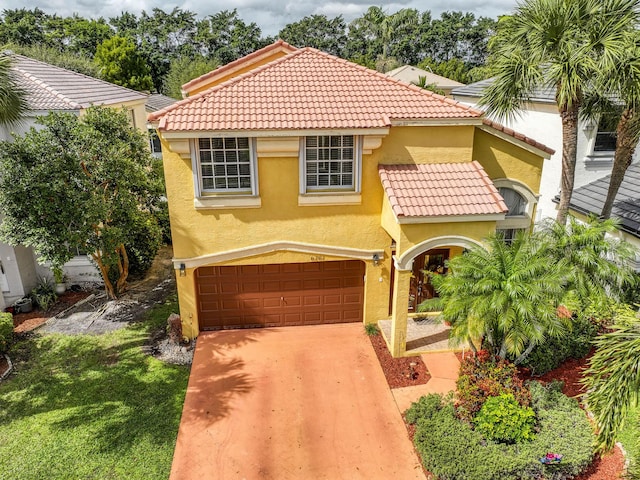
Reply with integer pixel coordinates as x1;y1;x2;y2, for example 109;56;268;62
408;249;449;311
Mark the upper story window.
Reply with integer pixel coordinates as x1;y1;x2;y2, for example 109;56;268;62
498;187;526;216
197;137;256;193
303;135;360;192
594;115;617;153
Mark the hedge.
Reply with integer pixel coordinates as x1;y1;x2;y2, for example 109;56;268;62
406;382;594;480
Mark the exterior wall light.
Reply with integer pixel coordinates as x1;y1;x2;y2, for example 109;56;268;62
372;253;380;266
179;263;186;277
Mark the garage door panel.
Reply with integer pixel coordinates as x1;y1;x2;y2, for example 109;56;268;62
197;260;365;330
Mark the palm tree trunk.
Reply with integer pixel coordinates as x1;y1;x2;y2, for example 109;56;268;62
513;341;536;366
556;101;581;225
600;108;638;219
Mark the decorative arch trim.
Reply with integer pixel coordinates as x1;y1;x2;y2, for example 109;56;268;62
173;241;384;269
493;178;538;205
395;236;483;270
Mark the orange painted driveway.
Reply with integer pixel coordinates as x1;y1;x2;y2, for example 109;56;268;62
170;324;425;480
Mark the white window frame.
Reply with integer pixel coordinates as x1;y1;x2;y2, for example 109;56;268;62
299;135;362;195
493;179;537;231
193;137;258;197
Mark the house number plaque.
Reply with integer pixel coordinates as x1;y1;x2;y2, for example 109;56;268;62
310;255;325;261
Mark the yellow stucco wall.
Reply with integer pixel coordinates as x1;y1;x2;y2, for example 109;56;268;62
473;129;544;195
161;123;545;336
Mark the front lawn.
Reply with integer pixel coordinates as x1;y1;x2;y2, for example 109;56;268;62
0;296;189;480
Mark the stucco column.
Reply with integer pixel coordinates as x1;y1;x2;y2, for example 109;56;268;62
390;265;411;358
175;267;199;339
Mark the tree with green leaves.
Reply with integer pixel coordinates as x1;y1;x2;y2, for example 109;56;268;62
420;232;570;364
0;107;163;298
278;14;347;57
597;31;640;220
95;35;153;91
163;55;219;99
0;52;26;126
539;215;636;307
480;0;640;224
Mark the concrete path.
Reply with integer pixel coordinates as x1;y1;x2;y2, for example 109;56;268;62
391;352;461;413
171;324;425;480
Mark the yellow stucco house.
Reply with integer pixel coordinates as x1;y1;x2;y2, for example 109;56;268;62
149;40;553;357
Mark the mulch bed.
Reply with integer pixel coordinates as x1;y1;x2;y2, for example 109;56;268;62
370;340;625;479
368;333;430;389
12;290;92;334
532;352;625;480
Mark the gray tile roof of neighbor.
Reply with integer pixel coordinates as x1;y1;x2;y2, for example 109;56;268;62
10;54;147;111
452;77;557;105
146;93;178;113
561;163;640;237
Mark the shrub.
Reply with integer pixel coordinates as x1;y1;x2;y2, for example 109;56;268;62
0;312;12;352
519;316;597;375
30;277;57;311
407;383;594;480
456;351;531;422
364;323;379;336
473;393;536;444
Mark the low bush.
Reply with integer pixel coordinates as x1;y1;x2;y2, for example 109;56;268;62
0;312;13;352
456;351;531;422
519;317;597;376
473;393;536;444
406;382;594;480
30;277;57;311
364;323;379;336
124;212;163;280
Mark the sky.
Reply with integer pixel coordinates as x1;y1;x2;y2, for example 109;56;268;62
5;1;521;36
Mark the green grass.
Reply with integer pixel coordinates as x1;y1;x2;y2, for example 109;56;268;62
0;295;189;480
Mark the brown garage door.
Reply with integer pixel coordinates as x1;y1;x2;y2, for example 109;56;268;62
196;260;365;330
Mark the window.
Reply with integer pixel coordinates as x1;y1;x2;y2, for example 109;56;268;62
497;228;524;244
498;187;526;216
304;135;357;191
149;129;162;156
594;115;618;152
197;137;254;193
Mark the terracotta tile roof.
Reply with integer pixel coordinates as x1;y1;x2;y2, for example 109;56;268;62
149;47;483;131
181;39;298;94
482;118;555;156
379;162;508;218
10;54;147;111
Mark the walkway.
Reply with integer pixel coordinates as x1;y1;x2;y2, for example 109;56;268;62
391;351;461;413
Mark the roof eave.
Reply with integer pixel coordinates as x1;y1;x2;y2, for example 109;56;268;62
396;213;506;224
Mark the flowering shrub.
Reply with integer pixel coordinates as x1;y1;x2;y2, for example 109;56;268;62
456;351;531;422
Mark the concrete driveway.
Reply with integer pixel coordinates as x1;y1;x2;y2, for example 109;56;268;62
170;324;425;480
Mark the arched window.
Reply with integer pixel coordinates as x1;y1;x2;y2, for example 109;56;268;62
498;187;526;216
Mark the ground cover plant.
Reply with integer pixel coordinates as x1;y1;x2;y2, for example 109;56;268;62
0;296;188;480
406;381;594;480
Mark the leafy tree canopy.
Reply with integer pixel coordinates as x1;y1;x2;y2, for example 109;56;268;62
163;55;219;99
0;107;163;298
94;35;153;91
278;14;347;57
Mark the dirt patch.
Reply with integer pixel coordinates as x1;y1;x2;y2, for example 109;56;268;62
12;290;93;334
369;332;430;389
41;246;176;335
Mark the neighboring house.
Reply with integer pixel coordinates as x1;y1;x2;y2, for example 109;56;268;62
145;93;177;158
562;164;640;271
0;53;148;309
149;40;553;358
452;78;639;221
386;65;464;96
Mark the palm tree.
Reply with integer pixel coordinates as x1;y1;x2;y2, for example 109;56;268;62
0;51;26;126
420;232;569;364
582;317;640;451
598;31;640;219
479;0;639;224
539;215;636;306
